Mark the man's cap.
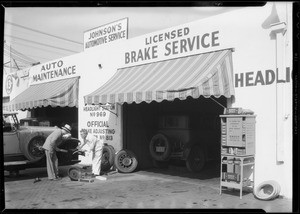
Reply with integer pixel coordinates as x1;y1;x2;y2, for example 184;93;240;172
62;124;72;133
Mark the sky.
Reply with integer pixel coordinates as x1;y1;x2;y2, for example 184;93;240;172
3;5;242;67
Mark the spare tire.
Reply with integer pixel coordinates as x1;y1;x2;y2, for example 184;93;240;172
101;145;115;172
149;133;172;161
114;149;138;173
21;135;46;162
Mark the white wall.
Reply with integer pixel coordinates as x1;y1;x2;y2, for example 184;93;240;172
78;42;125;155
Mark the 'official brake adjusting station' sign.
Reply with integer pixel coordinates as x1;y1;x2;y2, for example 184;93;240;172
84;18;128;51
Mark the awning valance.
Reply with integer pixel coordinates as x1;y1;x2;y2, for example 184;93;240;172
4;77;79;111
85;49;235;105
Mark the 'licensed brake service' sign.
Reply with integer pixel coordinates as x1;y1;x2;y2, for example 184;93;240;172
84;18;128;50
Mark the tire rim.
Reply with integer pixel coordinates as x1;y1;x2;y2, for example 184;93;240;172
118;154;133;168
28;137;45;158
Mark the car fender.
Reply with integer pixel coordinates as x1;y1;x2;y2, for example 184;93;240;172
19;126;56;141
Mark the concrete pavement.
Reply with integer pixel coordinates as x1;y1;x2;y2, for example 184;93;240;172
3;164;293;212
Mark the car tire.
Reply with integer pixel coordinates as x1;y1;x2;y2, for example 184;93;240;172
114;149;138;173
186;145;206;172
101;145;115;172
68;167;82;181
254;180;281;200
21;135;46;162
149;133;172;161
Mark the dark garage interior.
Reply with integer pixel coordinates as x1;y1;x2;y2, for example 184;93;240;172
123;96;227;173
28;106;78;138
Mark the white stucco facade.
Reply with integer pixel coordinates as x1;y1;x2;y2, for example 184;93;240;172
78;2;293;198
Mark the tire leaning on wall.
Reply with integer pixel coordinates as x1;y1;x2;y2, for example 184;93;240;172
114;149;138;173
101;145;116;172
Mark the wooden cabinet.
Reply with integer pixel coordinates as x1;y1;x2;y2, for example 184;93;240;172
219;114;256;199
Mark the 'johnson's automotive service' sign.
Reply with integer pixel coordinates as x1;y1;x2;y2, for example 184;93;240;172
84;18;128;50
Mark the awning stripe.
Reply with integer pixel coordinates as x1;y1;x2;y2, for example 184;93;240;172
169;52;215;90
4;77;79;111
84;49;235;105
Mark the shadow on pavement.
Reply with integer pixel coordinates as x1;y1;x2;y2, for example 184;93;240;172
4;165;71;182
141;160;221;180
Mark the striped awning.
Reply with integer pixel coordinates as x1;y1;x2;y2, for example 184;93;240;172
85;49;234;105
4;77;79;111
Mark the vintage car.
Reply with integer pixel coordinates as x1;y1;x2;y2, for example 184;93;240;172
3;111;80;173
149;115;220;172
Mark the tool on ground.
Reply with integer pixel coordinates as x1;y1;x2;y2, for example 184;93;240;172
68;164;95;182
78;178;94;183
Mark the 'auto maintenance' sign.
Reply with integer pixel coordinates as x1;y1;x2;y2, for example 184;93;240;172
29;58;80;85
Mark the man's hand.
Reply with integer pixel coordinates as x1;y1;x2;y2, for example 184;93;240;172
62;133;72;140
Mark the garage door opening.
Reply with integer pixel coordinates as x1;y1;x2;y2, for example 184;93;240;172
123;96;227;177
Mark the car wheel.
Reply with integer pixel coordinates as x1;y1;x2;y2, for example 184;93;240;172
68;167;81;181
22;136;46;161
114;149;138;173
101;145;115;172
186;145;206;172
149;133;172;161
